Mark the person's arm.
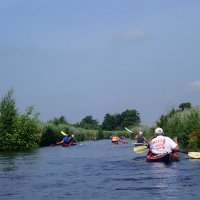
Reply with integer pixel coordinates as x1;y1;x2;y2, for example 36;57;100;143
57;140;63;145
172;137;179;151
134;135;138;139
144;137;149;143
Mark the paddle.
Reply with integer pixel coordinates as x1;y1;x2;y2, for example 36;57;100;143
178;149;200;159
188;152;200;158
133;145;148;153
132;142;145;145
61;131;67;136
125;127;133;133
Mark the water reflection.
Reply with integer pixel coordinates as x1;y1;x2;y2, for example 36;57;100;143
0;149;40;172
0;140;199;200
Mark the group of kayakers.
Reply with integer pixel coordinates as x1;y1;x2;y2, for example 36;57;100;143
59;127;180;162
132;128;179;153
110;127;180;162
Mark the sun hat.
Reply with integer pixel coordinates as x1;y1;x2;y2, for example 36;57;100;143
154;128;164;135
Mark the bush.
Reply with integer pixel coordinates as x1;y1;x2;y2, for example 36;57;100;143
0;89;41;151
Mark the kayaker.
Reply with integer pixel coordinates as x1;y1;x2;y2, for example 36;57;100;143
134;131;148;144
57;134;72;146
148;127;179;155
70;134;78;145
111;135;120;144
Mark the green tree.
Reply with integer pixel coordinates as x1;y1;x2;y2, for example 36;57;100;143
121;109;140;127
79;115;99;129
0;88;18;136
102;113;117;131
12;106;40;150
156;108;177;129
59;116;68;124
0;89;40;151
102;109;140;131
179;102;192;111
48;116;69;125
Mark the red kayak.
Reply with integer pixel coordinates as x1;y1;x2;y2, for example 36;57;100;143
146;152;180;163
62;143;77;147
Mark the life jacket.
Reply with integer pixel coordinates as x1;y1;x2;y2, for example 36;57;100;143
112;136;119;142
63;137;71;144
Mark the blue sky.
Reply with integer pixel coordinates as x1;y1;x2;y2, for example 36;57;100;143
0;0;200;126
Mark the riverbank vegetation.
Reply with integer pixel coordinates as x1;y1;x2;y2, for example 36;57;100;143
0;89;40;151
156;104;200;151
0;89;199;151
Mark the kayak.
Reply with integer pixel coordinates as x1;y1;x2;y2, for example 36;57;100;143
146;152;180;163
134;143;145;147
62;142;77;147
112;141;119;144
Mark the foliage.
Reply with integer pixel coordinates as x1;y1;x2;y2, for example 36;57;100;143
121;109;140;127
39;123;60;147
179;102;192;111
0;88;18;136
48;116;69;125
156;105;200;150
101;113;120;131
0;89;41;151
11;107;41;150
96;130;104;140
102;109;140;131
75;115;100;130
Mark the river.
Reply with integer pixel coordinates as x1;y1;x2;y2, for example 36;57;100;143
0;139;199;200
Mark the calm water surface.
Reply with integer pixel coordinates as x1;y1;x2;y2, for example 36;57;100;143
0;139;200;200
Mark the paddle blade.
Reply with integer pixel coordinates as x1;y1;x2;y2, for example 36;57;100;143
125;127;133;133
189;130;200;137
133;148;148;154
133;145;148;153
188;152;200;159
61;131;67;136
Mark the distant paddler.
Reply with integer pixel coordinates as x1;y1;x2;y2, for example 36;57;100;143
134;131;148;146
111;135;120;144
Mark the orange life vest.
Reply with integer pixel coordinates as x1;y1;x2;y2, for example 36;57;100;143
112;136;119;142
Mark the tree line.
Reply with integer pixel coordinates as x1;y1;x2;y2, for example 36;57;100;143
0;88;199;151
50;109;140;131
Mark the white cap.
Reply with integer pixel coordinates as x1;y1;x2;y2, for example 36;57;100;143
139;131;143;135
154;128;164;134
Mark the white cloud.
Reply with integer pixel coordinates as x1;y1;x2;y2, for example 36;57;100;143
119;30;145;40
189;80;200;89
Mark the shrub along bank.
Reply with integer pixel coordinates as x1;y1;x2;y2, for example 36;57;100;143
0;89;199;151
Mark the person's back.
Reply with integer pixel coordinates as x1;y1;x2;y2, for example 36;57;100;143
149;128;179;154
63;136;71;144
135;131;148;144
112;135;119;143
136;135;145;143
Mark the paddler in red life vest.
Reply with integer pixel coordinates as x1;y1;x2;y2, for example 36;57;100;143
148;128;179;155
111;135;120;144
134;131;148;145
